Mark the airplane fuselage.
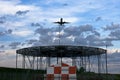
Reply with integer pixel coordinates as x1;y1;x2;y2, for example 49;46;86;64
54;18;69;26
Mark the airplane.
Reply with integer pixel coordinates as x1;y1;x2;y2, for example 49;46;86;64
54;18;69;26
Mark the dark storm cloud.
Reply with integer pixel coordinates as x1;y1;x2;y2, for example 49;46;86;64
104;37;118;41
109;30;120;39
92;31;100;36
63;3;68;6
9;42;21;49
102;22;120;41
0;32;5;36
16;10;29;15
32;24;112;46
6;29;12;34
26;39;38;45
95;17;102;21
64;26;80;36
0;29;12;36
34;23;114;46
0;20;5;24
35;27;52;35
0;45;5;48
32;41;43;46
104;22;120;31
86;35;100;41
23;22;120;47
0;16;6;24
79;24;93;32
74;36;87;45
39;34;53;44
64;24;94;36
31;23;42;27
89;41;113;46
86;34;113;46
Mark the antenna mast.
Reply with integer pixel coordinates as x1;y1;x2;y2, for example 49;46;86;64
54;18;69;44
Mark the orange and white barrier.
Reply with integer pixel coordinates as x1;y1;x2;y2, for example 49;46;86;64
47;63;76;80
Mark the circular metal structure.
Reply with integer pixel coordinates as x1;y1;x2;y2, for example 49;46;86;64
16;45;108;77
16;45;106;57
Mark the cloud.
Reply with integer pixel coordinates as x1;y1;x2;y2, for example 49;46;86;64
0;29;12;36
0;16;6;24
26;39;38;45
9;42;21;49
79;24;94;32
0;0;35;15
104;22;120;31
92;31;100;36
109;30;120;40
107;51;120;73
74;36;87;45
86;35;100;41
31;23;43;27
0;50;5;53
32;24;114;47
6;29;12;34
12;29;33;37
0;49;16;68
0;45;5;48
101;22;120;42
35;27;51;35
0;0;119;73
95;17;102;21
16;10;29;16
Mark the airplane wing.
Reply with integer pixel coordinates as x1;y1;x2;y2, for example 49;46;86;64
63;22;69;24
54;22;61;24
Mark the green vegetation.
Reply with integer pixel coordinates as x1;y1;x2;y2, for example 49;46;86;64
0;67;45;80
77;67;85;73
0;67;45;73
0;67;120;80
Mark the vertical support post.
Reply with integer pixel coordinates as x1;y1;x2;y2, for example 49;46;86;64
39;57;41;69
39;57;42;69
79;57;81;67
105;50;108;74
46;57;47;70
72;57;76;66
24;56;26;69
84;57;87;72
60;51;62;64
16;53;18;80
88;56;90;72
72;57;73;66
32;57;35;69
48;57;50;67
74;58;76;66
97;54;101;74
105;50;108;80
16;54;18;68
81;57;83;67
57;57;59;64
22;55;25;69
37;57;38;70
32;56;35;80
27;56;32;69
61;57;62;64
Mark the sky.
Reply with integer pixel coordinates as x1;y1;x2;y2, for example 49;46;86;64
0;0;120;74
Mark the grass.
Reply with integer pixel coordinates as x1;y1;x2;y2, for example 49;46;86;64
0;67;120;80
0;67;45;80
